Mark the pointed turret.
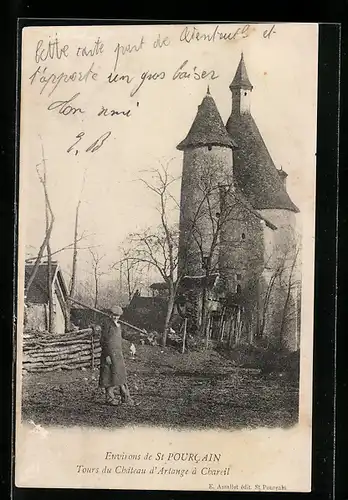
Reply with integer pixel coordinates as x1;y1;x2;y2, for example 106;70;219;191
177;89;237;151
229;53;253;116
229;52;253;91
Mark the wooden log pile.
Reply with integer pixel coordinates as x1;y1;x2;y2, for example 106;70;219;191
22;329;101;373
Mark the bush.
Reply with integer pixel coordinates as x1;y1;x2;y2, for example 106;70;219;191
259;348;300;384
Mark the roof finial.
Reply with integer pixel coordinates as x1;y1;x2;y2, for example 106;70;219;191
207;85;210;95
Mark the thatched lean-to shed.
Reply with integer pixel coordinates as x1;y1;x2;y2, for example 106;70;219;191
24;262;68;334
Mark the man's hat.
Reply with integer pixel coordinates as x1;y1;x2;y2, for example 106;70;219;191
109;305;123;316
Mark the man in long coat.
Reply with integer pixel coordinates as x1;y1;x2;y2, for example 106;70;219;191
99;305;134;406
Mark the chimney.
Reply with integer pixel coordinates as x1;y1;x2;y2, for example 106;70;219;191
277;167;288;190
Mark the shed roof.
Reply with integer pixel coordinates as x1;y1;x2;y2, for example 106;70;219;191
232;187;278;230
129;295;167;309
177;89;237;151
25;262;68;304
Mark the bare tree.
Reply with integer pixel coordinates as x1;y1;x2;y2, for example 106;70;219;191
40;141;54;333
121;256;147;303
25;169;55;296
180;165;261;344
66;166;90;329
258;254;286;340
25;233;94;264
112;246;150;303
89;249;107;309
258;238;301;349
125;163;181;346
278;245;301;347
26;142;56;333
124;162;265;346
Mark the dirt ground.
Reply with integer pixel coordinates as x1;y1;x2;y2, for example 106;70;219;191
21;345;299;430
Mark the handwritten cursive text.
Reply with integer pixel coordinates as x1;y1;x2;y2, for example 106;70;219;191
29;63;98;97
67;131;112;155
180;24;250;43
47;93;85;115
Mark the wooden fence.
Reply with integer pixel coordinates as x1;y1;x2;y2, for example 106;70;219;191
22;328;101;373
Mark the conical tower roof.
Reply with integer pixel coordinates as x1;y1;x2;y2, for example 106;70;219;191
229;53;253;91
226;113;299;213
177;88;237;151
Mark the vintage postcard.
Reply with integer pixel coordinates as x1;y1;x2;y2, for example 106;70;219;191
15;22;318;492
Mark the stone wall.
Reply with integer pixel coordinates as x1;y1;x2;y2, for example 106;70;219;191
178;145;233;276
258;209;300;351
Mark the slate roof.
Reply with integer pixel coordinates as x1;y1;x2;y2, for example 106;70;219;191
226;113;299;213
177;89;237;151
176;56;299;214
25;262;68;304
229;53;253;91
232;187;278;230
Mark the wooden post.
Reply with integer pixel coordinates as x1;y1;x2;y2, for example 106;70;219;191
44;304;49;332
220;318;226;344
91;328;95;370
219;308;226;343
228;316;234;348
182;318;188;354
235;307;242;346
207;315;212;344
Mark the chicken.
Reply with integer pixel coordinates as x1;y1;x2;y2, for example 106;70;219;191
28;420;49;438
130;343;136;359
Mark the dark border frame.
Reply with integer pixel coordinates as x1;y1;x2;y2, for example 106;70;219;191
2;19;340;500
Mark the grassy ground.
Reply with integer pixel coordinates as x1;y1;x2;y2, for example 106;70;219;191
21;345;299;430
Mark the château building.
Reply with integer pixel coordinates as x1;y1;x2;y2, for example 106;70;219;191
176;54;301;352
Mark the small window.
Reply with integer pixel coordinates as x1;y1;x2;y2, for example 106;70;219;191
244;92;247;96
236;273;242;281
241;232;246;240
236;284;242;294
208;145;212;151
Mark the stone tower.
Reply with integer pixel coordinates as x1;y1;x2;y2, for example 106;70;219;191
177;87;236;278
226;54;300;350
176;55;301;351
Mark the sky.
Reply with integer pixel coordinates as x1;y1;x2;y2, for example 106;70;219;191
19;23;318;290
